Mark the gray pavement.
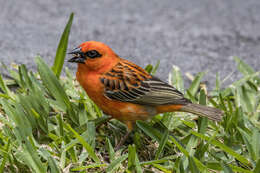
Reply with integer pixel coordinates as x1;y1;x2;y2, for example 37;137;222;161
0;0;260;89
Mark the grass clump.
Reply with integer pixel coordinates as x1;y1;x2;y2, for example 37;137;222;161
0;13;259;173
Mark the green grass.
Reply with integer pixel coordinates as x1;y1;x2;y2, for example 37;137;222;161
0;13;260;173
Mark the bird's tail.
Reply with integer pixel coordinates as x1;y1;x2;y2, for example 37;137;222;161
180;103;223;121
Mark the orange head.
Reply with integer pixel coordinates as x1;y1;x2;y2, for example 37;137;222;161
68;41;119;72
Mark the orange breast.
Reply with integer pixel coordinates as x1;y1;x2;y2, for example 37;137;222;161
76;68;153;122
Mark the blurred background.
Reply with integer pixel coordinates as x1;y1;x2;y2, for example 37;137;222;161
0;0;260;88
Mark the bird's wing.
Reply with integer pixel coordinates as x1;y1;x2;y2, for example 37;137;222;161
100;59;191;106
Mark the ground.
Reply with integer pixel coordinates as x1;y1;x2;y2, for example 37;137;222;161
0;0;260;88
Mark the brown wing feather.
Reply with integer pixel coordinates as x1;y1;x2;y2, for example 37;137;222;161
100;60;191;106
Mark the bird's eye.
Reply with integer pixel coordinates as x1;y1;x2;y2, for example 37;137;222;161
85;50;102;59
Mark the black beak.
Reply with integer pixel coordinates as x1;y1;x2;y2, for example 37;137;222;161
67;47;85;63
68;47;82;54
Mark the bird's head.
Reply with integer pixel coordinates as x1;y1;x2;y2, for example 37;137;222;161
68;41;119;72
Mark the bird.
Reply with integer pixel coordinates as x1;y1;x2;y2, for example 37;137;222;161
68;41;223;149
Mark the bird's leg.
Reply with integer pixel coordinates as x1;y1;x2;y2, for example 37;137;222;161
115;121;134;150
115;131;131;151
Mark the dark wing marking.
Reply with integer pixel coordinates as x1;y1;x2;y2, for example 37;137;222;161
132;76;191;105
100;60;191;106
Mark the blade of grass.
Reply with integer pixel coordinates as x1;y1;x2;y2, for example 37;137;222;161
188;156;200;173
64;123;100;163
59;142;66;170
221;162;234;173
228;164;252;173
237;127;257;162
231;72;260;88
152;163;172;173
169;135;207;171
155;129;169;160
0;139;10;172
71;164;107;171
86;121;96;148
39;148;60;173
187;72;205;97
136;121;160;141
238;85;255;113
252;128;260;161
0;73;10;96
253;159;260;173
190;130;250;165
145;64;153;73
128;145;142;173
16;136;47;173
1;100;32;137
106;138;115;161
136;121;175;148
215;72;221;91
198;89;208;133
106;154;128;173
169;65;184;93
234;57;258;81
151;60;160;75
36;57;78;124
140;157;177;166
36;57;70;110
52;13;74;78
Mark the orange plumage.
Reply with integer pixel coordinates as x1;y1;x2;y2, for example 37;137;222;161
68;41;223;131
